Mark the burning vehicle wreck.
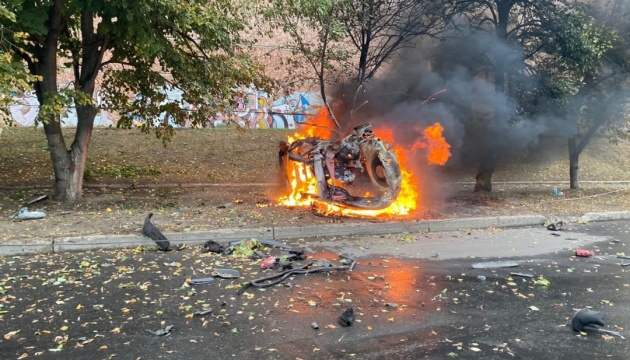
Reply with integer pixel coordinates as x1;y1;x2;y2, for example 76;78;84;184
279;122;402;210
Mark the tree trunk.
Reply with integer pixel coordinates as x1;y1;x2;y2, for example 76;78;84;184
35;0;84;202
472;1;513;193
568;137;579;189
474;150;500;192
38;3;101;203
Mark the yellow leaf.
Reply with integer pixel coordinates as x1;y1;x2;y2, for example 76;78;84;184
367;326;372;330
60;326;68;331
185;313;194;319
4;330;20;340
76;304;83;310
106;208;112;213
99;345;108;351
388;317;394;322
110;327;121;334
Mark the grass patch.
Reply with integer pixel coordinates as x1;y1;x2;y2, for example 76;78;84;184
84;164;161;179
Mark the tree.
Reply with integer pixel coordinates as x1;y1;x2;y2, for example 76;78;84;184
338;0;454;118
0;3;38;131
545;3;628;189
266;0;454;128
264;0;352;127
451;0;572;192
1;0;271;202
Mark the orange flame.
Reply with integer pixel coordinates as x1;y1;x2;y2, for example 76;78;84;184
411;122;451;165
278;110;450;217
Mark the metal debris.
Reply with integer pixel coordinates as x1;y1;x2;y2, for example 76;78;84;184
472;261;519;269
146;325;174;336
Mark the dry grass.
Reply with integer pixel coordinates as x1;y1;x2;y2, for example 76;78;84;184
1;127;630;241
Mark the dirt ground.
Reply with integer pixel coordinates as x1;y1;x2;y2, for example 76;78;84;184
1;126;630;241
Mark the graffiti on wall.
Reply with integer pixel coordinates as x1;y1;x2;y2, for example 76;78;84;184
7;85;322;129
8;82;116;127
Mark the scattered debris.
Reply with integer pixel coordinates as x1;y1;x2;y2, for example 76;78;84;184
571;309;621;337
511;272;534;278
230;239;264;257
576;249;594;257
211;269;241;279
142;213;180;251
311;322;319;330
547;221;564;231
26;194;49;205
239;255;356;293
261;256;277;270
472;261;519;269
10;207;46;221
338;308;355;327
188;277;216;286
552;187;565;196
193;309;213;316
146;325;174;336
202;240;227;254
229;239;293;250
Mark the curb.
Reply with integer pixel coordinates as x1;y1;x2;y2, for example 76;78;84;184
1;212;628;256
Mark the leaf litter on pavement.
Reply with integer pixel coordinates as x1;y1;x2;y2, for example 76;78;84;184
0;247;453;358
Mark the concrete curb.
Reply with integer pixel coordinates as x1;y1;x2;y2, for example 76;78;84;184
1;212;628;256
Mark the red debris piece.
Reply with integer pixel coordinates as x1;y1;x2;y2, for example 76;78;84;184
261;256;276;270
576;249;594;257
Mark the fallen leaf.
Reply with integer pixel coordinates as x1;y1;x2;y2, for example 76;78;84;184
4;330;20;340
470;347;481;352
18;353;28;359
99;345;108;351
110;327;121;334
529;306;540;311
534;279;550;287
60;326;68;331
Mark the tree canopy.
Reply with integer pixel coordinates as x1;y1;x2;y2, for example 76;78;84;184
1;0;272;201
0;3;38;128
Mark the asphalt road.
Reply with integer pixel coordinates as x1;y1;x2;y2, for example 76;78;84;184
1;221;629;359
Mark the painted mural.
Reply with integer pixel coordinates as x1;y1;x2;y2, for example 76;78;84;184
7;86;323;129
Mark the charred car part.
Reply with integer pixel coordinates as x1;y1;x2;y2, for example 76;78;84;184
279;123;402;209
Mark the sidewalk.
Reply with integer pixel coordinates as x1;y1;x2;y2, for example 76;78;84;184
3;211;630;256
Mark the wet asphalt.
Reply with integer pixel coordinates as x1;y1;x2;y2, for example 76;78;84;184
1;221;630;359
